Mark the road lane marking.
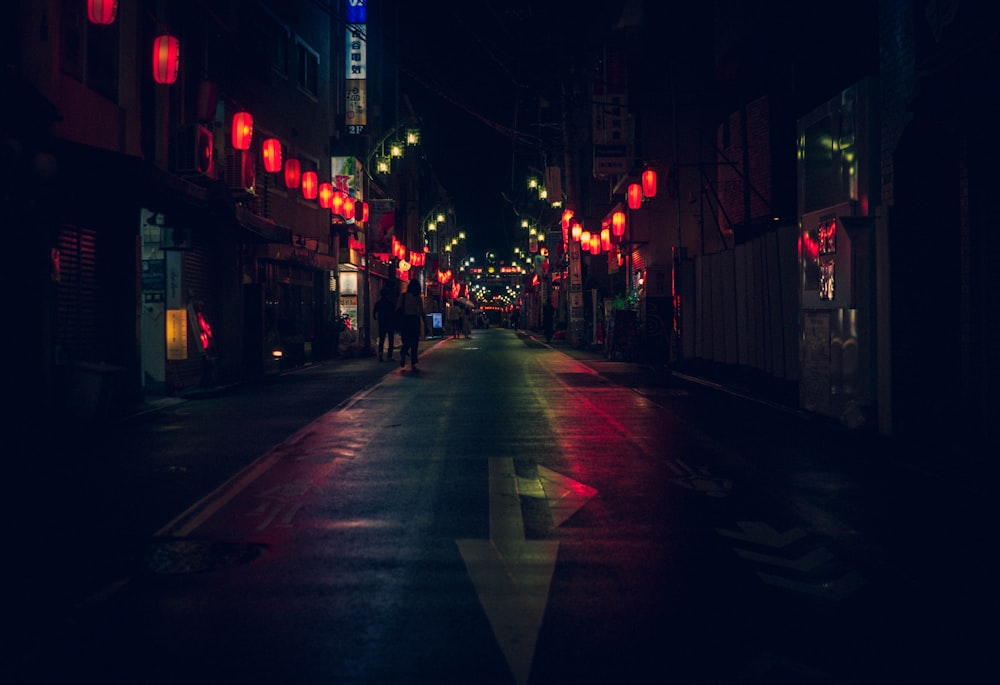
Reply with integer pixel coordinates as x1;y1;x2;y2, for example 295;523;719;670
456;458;561;685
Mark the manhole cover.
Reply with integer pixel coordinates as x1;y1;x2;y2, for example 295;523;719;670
142;538;267;575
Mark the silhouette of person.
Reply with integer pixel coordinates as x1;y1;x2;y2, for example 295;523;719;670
396;279;425;371
449;302;462;338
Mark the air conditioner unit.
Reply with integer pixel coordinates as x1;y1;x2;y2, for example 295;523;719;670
226;149;256;196
173;124;215;178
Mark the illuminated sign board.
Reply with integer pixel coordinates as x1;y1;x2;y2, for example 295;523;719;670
346;0;366;23
345;1;367;134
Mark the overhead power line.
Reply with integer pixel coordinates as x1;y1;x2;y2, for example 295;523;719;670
397;64;543;148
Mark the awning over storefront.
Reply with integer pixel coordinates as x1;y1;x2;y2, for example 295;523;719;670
234;205;292;243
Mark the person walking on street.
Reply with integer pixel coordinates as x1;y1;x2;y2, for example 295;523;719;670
397;279;426;371
462;305;473;338
448;302;462;339
373;289;396;362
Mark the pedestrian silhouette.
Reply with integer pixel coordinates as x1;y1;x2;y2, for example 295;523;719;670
448;301;462;338
396;279;426;371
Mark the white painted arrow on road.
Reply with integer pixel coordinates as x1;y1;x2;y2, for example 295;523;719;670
519;464;599;527
456;459;597;685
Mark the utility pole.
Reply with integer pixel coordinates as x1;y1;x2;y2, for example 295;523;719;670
562;77;584;348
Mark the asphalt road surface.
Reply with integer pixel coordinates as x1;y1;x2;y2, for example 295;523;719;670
6;327;987;684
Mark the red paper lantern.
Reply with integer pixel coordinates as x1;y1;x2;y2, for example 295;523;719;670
611;210;626;237
330;190;344;216
561;209;574;231
627;182;642;210
262;138;282;173
589;233;601;254
343;196;356;221
642;168;657;198
88;0;117;25
318;183;333;209
360;202;370;223
601;227;611;252
571;221;583;242
231;112;253;151
152;35;180;85
284;158;301;188
333;190;347;216
580;229;591;247
301;171;318;199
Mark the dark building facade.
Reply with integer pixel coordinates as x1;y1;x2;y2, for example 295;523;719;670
7;0;348;427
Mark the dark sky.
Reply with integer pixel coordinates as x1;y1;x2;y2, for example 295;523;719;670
390;1;629;260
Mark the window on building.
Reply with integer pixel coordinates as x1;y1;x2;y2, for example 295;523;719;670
60;0;120;101
296;40;319;98
253;5;290;76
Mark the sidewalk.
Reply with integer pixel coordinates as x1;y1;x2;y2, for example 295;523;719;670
118;338;441;424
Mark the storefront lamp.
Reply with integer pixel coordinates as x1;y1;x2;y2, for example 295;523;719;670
152;35;180;84
406;128;421;146
390;141;404;158
262;138;282;173
231;112;253;151
88;0;117;24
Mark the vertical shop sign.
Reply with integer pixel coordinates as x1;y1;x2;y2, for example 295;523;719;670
345;1;367;135
592;46;629;176
568;240;584;344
